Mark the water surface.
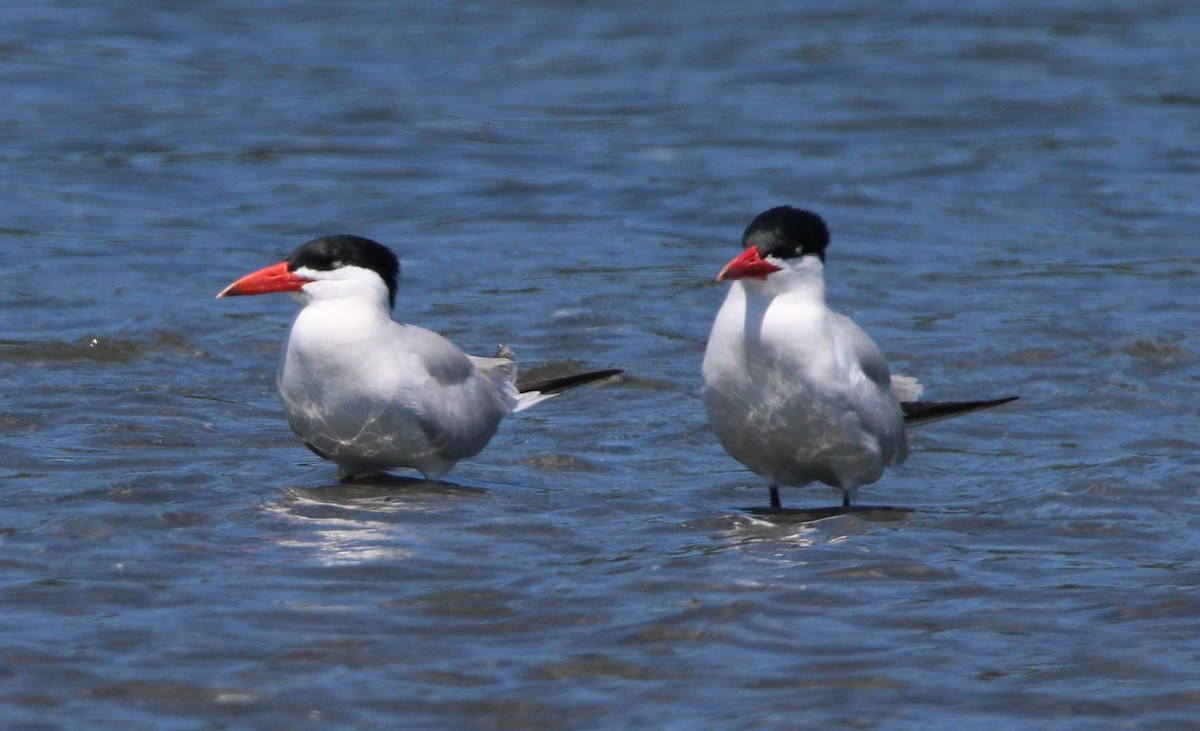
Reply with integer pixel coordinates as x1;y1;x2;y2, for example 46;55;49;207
2;1;1199;728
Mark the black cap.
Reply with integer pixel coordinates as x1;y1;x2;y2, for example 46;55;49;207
743;206;830;263
288;235;400;308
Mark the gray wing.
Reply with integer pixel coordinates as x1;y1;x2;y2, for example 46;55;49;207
830;312;892;390
467;344;520;411
829;311;908;466
831;314;923;399
397;325;511;461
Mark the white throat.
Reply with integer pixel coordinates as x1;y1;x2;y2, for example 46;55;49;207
291;264;393;314
743;255;826;302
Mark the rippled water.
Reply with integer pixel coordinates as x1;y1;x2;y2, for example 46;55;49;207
3;1;1199;728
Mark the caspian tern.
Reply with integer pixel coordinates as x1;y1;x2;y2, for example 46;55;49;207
701;206;1017;510
218;234;621;480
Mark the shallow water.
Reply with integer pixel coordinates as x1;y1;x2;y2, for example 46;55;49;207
3;1;1200;728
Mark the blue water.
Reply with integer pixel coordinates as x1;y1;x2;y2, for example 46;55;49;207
3;1;1199;728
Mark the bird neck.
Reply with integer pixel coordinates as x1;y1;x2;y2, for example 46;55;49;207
732;264;827;354
292;288;395;341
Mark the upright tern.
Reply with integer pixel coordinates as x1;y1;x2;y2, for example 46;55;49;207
701;206;1017;509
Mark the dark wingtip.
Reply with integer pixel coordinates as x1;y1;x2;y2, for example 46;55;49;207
517;369;623;395
902;395;1019;426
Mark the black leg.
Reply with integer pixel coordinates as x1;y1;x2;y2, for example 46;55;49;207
769;485;781;509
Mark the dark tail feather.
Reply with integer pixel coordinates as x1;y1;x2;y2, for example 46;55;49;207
902;395;1019;427
518;369;623;395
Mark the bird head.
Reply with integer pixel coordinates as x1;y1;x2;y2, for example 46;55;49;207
217;235;401;309
716;206;829;284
